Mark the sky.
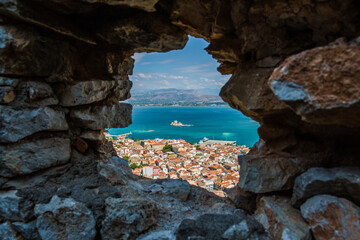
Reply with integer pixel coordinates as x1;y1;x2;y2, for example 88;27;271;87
131;36;230;95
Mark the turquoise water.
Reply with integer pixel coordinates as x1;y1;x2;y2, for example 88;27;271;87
108;106;260;147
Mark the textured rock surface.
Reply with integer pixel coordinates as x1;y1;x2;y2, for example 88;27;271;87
12;221;40;240
301;195;360;240
0;190;33;222
0;106;68;143
138;230;176;240
0;221;22;240
98;156;134;185
176;213;270;240
238;152;303;193
0;137;71;177
270;42;360;127
70;103;132;130
255;196;311;240
35;195;96;240
58;80;131;106
292;167;360;207
101;197;158;240
223;186;256;213
0;0;359;239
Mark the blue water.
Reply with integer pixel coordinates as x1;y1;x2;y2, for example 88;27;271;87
108;106;260;147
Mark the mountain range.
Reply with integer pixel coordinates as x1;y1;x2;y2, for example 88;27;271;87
127;89;225;105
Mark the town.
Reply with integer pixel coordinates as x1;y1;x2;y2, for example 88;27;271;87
106;133;250;197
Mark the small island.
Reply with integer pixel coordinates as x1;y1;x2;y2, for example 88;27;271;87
170;120;193;127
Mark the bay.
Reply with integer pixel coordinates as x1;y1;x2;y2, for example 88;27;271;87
108;106;260;147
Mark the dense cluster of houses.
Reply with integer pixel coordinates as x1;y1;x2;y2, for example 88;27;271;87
106;134;250;197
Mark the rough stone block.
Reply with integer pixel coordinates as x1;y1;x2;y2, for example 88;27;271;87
12;220;40;240
270;43;360;127
0;221;22;240
101;197;157;240
35;195;96;240
0;190;33;222
255;196;311;240
73;137;88;153
301;194;360;240
70;103;132;130
0;86;15;103
98;156;134;185
0;106;68;143
175;214;270;240
0;137;71;177
291;167;360;208
0;24;72;77
58;80;118;106
238;154;302;193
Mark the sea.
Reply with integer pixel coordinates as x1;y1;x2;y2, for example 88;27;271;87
108;106;260;147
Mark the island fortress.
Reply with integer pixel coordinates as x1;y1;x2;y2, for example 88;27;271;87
170;120;193;127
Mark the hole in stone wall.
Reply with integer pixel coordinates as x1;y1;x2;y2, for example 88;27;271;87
106;36;259;197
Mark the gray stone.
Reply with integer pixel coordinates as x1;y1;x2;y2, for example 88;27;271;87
12;220;40;240
0;106;68;143
176;214;270;240
80;130;105;141
0;86;15;103
138;230;176;240
101;197;158;240
0;77;19;87
35;195;96;240
238;154;302;193
255;196;311;240
160;179;191;202
0;137;71;177
8;81;58;107
0;24;72;76
291;167;360;207
70;103;132;130
223;186;256;214
27;81;57;102
58;80;118;106
0;190;33;221
222;220;272;240
98;156;134;185
301;195;360;240
0;221;22;240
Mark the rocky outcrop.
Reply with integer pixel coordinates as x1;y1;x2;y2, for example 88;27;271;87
269;40;360;127
0;106;68;143
291;167;360;208
0;221;22;240
0;190;33;222
223;186;256;214
301;195;360;240
101;198;158;240
175;213;270;240
35;195;96;240
0;0;359;239
255;196;311;240
0;138;71;177
70;103;132;130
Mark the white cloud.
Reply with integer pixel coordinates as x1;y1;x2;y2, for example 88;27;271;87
173;63;215;73
132;53;146;63
141;59;174;65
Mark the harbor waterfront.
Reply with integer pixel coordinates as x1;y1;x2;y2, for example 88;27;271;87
108;106;260;147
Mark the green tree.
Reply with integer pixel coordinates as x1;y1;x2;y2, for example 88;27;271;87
196;145;200;150
190;142;195;145
130;163;143;170
162;144;172;153
123;156;129;162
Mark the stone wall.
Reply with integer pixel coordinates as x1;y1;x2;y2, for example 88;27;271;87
0;0;359;239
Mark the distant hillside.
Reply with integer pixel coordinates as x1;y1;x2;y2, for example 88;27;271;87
128;89;225;106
